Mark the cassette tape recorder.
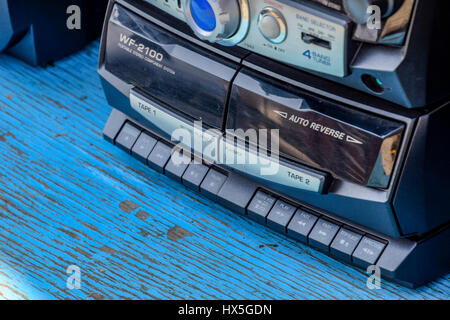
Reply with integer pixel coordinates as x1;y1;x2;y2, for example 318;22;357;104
0;0;108;66
98;0;449;287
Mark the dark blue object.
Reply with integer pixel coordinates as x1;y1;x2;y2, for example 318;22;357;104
0;0;107;66
190;0;216;31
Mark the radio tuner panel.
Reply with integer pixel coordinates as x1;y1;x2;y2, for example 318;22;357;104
144;0;351;77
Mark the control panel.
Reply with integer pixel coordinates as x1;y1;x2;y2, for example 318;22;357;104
143;0;351;77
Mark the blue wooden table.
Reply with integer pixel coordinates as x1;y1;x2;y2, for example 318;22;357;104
0;42;448;300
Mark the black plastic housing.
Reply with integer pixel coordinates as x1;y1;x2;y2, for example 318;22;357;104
97;0;450;287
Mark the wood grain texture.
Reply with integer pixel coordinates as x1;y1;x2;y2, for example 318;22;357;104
0;42;448;300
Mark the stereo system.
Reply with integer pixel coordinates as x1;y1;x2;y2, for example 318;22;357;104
98;0;450;287
0;0;108;66
140;0;449;108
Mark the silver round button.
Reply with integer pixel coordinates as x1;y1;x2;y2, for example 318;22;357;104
257;7;287;44
184;0;250;46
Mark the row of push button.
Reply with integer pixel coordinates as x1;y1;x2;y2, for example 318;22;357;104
247;190;387;267
114;122;387;269
115;122;229;196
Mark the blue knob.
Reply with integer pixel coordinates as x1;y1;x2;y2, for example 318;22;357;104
190;0;216;31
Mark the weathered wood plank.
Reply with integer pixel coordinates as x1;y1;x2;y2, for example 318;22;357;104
0;43;448;300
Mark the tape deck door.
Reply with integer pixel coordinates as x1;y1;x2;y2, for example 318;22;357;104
227;68;404;188
103;4;240;129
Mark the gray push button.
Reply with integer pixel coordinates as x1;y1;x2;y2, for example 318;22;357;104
200;169;227;198
287;209;318;243
352;236;386;268
131;132;157;163
330;228;362;262
147;142;172;173
247;191;276;224
267;200;296;233
182;162;209;191
103;108;128;143
308;218;340;252
165;149;191;181
217;174;258;215
115;122;141;153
